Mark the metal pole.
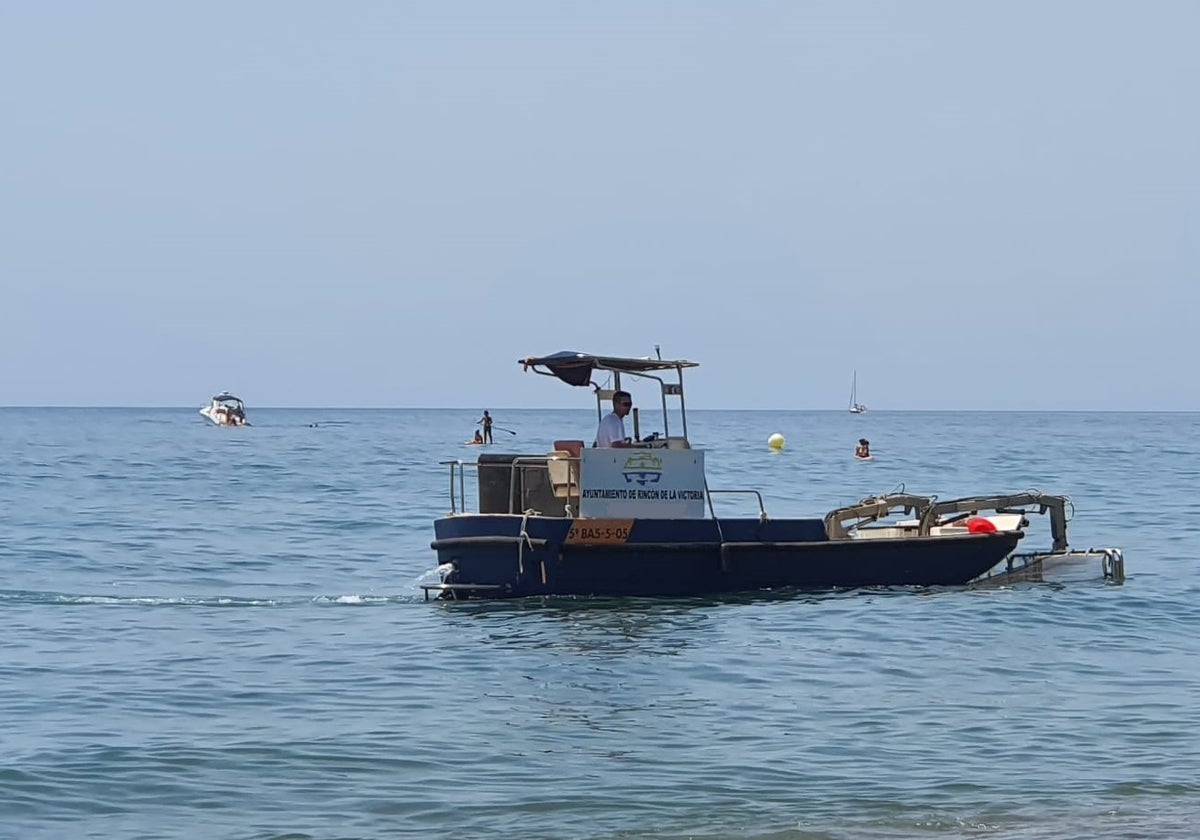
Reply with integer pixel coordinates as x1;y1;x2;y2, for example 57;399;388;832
678;366;688;443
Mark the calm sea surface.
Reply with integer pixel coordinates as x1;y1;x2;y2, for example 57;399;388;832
1;408;1198;840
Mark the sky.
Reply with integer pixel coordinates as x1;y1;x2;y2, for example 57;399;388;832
2;1;1197;410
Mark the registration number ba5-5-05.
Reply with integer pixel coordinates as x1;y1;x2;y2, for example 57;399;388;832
565;520;633;544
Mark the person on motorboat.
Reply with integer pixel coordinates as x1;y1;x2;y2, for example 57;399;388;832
594;390;634;448
855;438;871;459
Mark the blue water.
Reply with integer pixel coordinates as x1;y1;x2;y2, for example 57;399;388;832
2;408;1198;840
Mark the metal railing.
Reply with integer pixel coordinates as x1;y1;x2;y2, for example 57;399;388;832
705;489;769;521
440;455;570;515
442;460;468;514
1098;547;1126;583
440;456;769;520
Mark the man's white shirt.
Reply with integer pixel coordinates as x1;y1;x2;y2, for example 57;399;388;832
594;412;626;448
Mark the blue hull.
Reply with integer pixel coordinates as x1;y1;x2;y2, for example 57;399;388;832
429;515;1022;599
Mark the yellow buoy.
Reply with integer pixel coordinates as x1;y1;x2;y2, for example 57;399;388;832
768;433;785;450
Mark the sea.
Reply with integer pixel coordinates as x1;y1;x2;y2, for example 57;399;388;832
1;408;1198;840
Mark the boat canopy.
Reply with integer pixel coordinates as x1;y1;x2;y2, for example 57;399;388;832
212;393;243;404
519;351;698;387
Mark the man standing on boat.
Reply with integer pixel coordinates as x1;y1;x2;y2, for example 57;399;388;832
477;410;493;444
594;391;634;447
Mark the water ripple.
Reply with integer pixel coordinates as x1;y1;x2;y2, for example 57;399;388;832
2;408;1199;839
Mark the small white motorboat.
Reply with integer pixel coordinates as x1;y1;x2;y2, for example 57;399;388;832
200;392;249;426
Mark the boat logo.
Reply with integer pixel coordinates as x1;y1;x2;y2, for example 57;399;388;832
622;453;663;485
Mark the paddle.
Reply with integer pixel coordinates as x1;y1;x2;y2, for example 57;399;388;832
478;422;517;435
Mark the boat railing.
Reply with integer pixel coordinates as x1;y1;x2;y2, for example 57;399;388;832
508;455;571;516
923;492;1071;552
824;493;936;540
442;459;468;513
705;489;769;521
440;457;768;520
823;490;1075;551
440;455;578;516
1099;547;1126;582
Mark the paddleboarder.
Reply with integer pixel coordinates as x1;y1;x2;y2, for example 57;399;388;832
477;410;493;444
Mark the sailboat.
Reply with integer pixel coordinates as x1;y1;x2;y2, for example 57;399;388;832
849;371;867;414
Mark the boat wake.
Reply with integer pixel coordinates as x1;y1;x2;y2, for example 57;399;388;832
0;589;421;608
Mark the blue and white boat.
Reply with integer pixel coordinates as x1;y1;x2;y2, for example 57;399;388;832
423;351;1124;600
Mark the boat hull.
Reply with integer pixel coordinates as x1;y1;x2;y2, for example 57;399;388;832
429;515;1022;599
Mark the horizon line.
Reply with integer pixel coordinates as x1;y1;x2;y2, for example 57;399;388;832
1;405;1197;414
